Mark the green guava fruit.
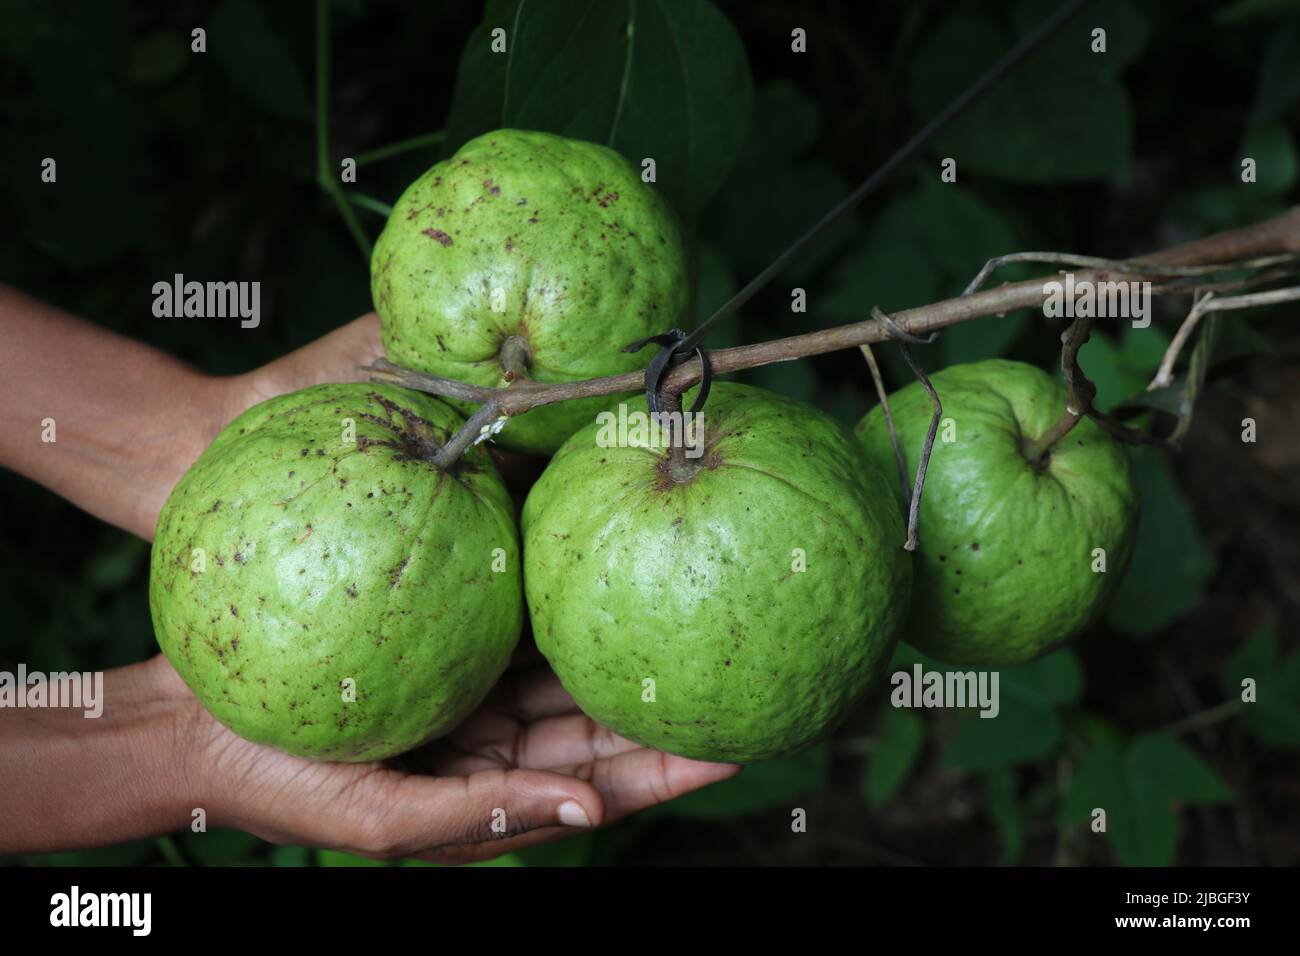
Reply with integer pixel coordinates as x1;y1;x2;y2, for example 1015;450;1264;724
149;383;523;761
855;359;1138;667
522;383;912;763
370;128;692;455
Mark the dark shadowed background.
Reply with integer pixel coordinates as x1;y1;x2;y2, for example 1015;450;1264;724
1;0;1298;866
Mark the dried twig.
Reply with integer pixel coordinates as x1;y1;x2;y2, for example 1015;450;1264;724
1023;316;1096;466
859;344;910;504
1150;292;1216;391
963;250;1300;297
870;308;941;552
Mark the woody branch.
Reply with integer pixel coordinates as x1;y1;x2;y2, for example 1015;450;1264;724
364;207;1300;469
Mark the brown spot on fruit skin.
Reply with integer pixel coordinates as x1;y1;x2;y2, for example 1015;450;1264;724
389;556;410;589
421;228;454;246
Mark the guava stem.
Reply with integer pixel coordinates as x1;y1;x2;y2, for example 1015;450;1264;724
1022;412;1081;469
499;336;531;382
430;400;503;471
659;389;696;478
1024;314;1094;468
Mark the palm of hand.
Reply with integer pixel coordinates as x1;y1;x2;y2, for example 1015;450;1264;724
178;645;737;865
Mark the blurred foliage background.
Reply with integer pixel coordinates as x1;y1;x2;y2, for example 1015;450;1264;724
1;0;1298;866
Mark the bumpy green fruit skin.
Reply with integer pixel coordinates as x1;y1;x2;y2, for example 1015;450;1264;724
856;359;1138;667
371;129;692;455
523;383;912;763
149;383;523;762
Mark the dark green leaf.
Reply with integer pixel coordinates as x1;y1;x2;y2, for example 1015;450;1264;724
821;197;938;322
1000;650;1084;708
693;242;741;348
704;82;852;283
271;845;312;867
1219;0;1300;24
1126;734;1233;804
182;827;264;865
514;832;597;866
1107;448;1215;636
942;698;1063;771
939;650;1082;771
1014;0;1151;74
908;4;1143;183
316;848;389;867
1077;325;1172;413
1061;736;1229;865
443;0;751;216
24;840;157;867
981;769;1025;864
744;360;819;404
1059;741;1171;865
210;0;312;121
862;706;925;807
1222;628;1300;748
127;30;189;87
1241;123;1298;195
1253;14;1300;120
83;535;149;591
462;853;525;867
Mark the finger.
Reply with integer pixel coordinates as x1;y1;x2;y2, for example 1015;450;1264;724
557;749;741;822
415;750;741;863
320;312;384;379
393;668;580;775
413;825;584;866
320;767;603;860
432;713;641;776
484;664;579;722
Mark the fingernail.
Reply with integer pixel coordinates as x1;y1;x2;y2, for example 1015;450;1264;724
557;800;591;827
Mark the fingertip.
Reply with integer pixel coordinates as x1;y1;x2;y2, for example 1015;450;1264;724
553;785;604;828
662;754;745;789
516;769;605;828
557;799;593;828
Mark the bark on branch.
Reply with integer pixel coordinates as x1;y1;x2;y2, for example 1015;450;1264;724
365;207;1300;467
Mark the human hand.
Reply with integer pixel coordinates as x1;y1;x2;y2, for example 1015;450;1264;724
226;312;386;415
172;652;739;864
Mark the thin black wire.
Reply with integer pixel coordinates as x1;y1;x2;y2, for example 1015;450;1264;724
673;0;1091;357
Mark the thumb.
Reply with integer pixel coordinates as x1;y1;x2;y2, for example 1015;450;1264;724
342;768;604;860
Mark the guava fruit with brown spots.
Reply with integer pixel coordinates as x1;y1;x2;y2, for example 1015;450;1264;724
856;359;1138;666
522;383;911;763
370;128;692;455
149;383;522;761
